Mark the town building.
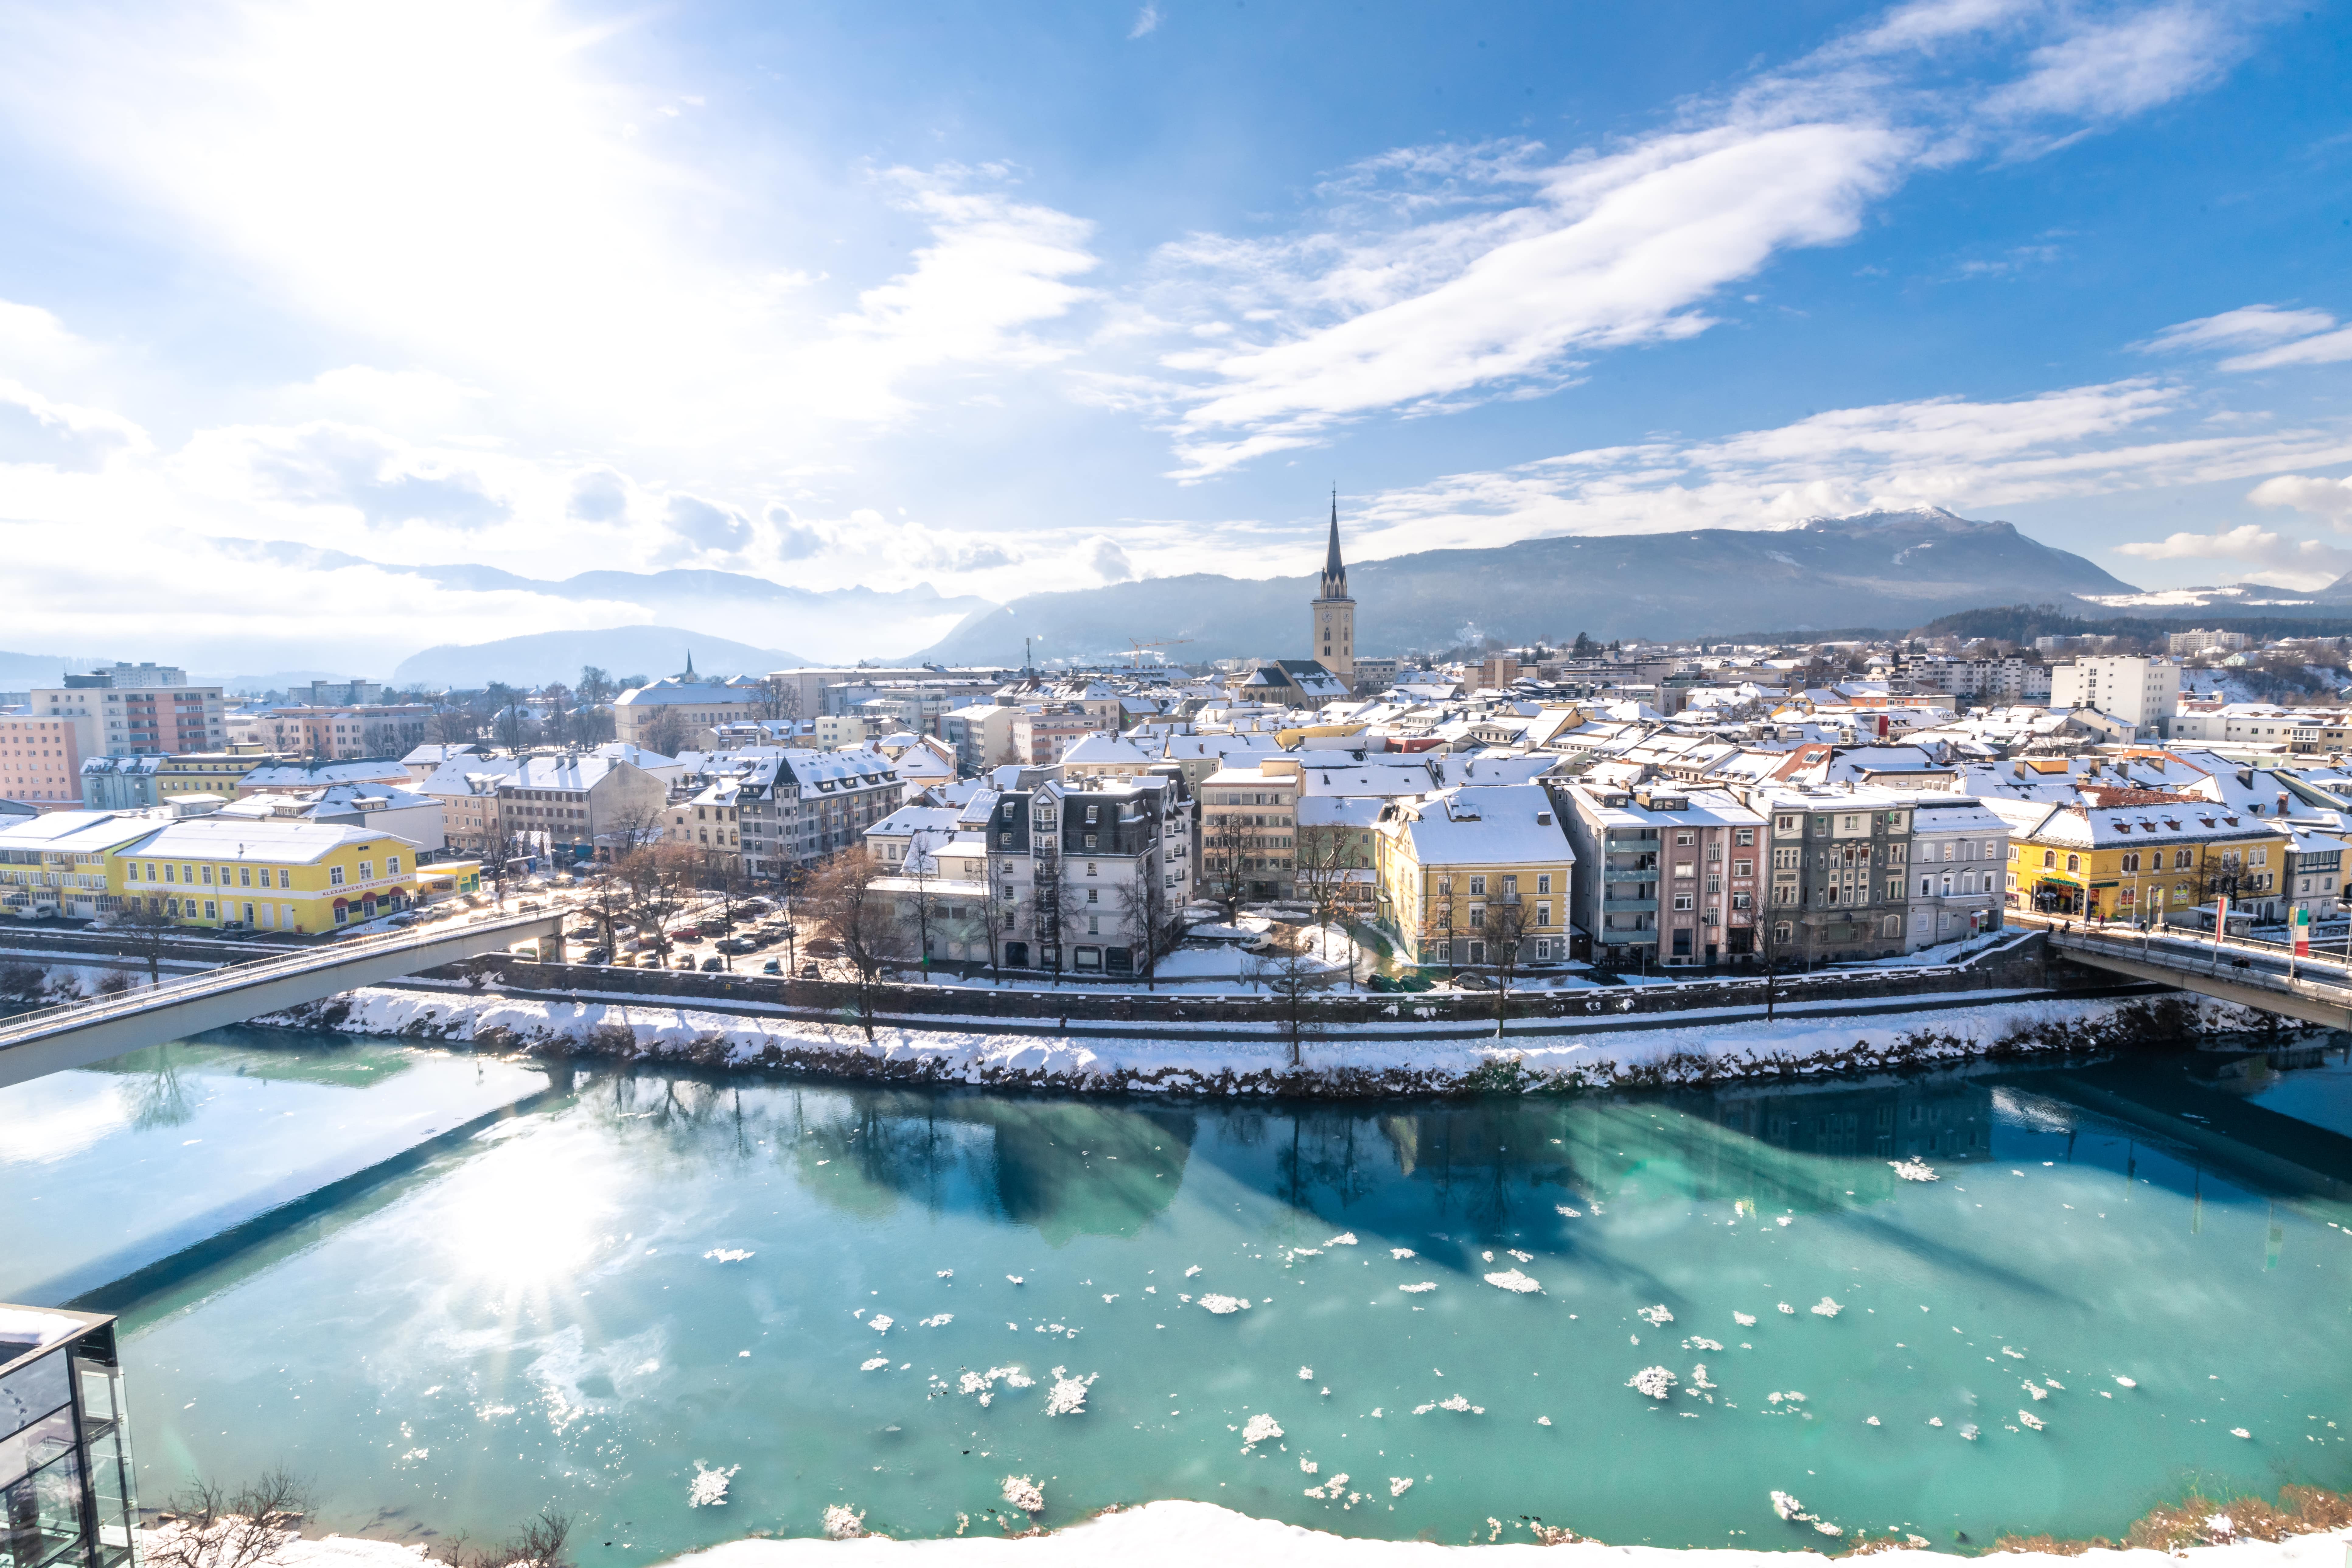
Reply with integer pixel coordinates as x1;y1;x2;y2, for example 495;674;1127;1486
2048;655;2180;738
31;670;226;759
1903;797;2010;946
1554;781;1763;968
156;748;289;804
0;712;84;806
1201;760;1299;902
0;1303;141;1568
109;816;424;932
612;676;766;749
219;783;448;856
1372;784;1577;969
235;758;412;796
0;810;161;920
248;705;432;760
1745;786;1924;963
1985;796;2289;923
1013;705;1106;767
2167;629;2251;656
79;753;165;810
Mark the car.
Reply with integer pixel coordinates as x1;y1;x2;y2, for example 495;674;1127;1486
568;925;601;940
385;913;420;928
582;945;612;965
667;925;703;941
673;953;696;969
515;899;544;912
700;955;725;972
761;959;782;974
799;961;822;979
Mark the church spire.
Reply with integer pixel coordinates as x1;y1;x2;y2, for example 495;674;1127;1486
1320;488;1348;599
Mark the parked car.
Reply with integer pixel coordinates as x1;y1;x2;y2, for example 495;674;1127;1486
800;961;821;979
672;954;696;969
582;946;612;965
760;959;781;975
700;955;725;972
667;925;703;941
385;913;419;928
717;938;755;955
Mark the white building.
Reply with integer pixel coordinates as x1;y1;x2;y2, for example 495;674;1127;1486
2049;655;2180;738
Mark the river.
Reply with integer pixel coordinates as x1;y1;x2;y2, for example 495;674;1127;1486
4;1028;2349;1554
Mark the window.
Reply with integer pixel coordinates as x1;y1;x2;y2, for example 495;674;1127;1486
1772;847;1801;870
330;866;345;885
1920;875;1932;897
1537;873;1552;894
1469;905;1486;927
1776;815;1796;832
238;866;251;886
201;864;214;884
1731;891;1751;910
1672;893;1694;910
1733;859;1753;877
2121;851;2140;873
1469;874;1486;896
1735;829;1755;847
1536;901;1550;926
1534;938;1553;960
203;900;217;919
2175;848;2193;869
358;861;373;881
2042;850;2055;868
1675;831;1694;846
278;868;291;888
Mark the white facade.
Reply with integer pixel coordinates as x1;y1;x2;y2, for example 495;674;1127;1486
2049;656;2179;736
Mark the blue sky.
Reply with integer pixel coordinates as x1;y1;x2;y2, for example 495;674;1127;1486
0;0;2348;669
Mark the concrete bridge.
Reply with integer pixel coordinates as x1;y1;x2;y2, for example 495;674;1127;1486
2032;915;2352;1030
0;910;564;1089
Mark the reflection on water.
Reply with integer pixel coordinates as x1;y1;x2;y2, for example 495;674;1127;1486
19;1032;2352;1553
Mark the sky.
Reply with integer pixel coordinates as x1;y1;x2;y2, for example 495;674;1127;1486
0;0;2348;672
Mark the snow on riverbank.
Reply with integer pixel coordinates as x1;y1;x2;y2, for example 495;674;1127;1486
256;985;2254;1094
172;1506;2352;1567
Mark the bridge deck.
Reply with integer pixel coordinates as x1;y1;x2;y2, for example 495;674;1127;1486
2023;914;2352;1030
0;911;564;1088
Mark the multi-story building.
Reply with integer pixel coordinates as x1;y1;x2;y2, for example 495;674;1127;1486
1201;760;1299;902
246;704;432;760
1746;786;1922;962
32;670;225;759
943;702;1021;773
109;816;424;932
2049;655;2180;738
1013;705;1106;767
80;754;164;810
1372;783;1578;969
612;677;765;749
1555;781;1764;968
0;713;85;807
1987;797;2291;923
1903;798;2009;947
715;746;904;880
235;758;412;797
0;810;159;919
415;753;668;862
2167;629;2251;656
218;784;448;857
2282;817;2347;926
156;748;288;805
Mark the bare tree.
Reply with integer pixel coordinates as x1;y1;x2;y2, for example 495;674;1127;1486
150;1467;313;1568
113;901;179;987
806;849;892;1040
751;674;801;723
1751;907;1795;1020
1251;926;1335;1067
699;847;747;970
1199;832;1252;921
616;843;696;961
640;706;687;759
895;832;941;975
1480;892;1531;1039
582;868;634;962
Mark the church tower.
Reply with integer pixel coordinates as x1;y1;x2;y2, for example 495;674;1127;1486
1311;491;1356;685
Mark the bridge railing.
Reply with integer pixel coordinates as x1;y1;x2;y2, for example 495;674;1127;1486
2015;908;2352;979
2046;923;2352;1011
0;911;558;1047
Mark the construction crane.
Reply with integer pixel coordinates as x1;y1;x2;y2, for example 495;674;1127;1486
1127;637;1193;664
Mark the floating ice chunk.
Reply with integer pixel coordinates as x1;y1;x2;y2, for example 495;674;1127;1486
1929;1417;1944;1427
1689;1365;1717;1391
1684;1337;1724;1352
1959;1423;1980;1441
1508;1249;1534;1263
1003;1369;1035;1387
860;1357;889;1371
1537;1416;1552;1426
2043;1378;2064;1390
1240;1413;1283;1447
868;1315;893;1333
2000;1347;2024;1360
1291;1248;1323;1258
1198;1294;1249;1314
1006;1276;1024;1285
1389;1477;1412;1498
1481;1250;1495;1262
1734;1312;1757;1327
1413;1402;1435;1415
1771;1492;1808;1522
1001;1475;1044;1514
2113;1375;2137;1388
1628;1366;1677;1399
703;1249;753;1262
1399;1282;1436;1294
1815;1522;1842;1537
2018;1409;2045;1431
1810;1297;1842;1318
1042;1366;1097;1416
2231;1427;2252;1439
1326;1233;1358;1246
1298;1367;1314;1380
1890;1160;1938;1182
1300;1458;1318;1474
1776;1302;1795;1315
687;1462;739;1507
1637;1304;1674;1326
920;1314;953;1328
1101;1294;1118;1304
937;1269;953;1278
1865;1416;1881;1426
1185;1265;1202;1277
1390;1248;1417;1260
821;1505;865;1540
2024;1381;2047;1401
1485;1269;1541;1294
1556;1205;1582;1218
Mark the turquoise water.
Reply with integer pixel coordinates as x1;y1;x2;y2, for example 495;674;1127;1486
5;1034;2352;1552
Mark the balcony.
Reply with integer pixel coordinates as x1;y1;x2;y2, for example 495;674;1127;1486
1602;897;1658;914
1606;853;1659;872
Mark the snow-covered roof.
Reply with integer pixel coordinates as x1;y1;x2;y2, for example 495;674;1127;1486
1381;783;1575;868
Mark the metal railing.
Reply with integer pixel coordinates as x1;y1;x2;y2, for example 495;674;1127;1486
0;910;559;1048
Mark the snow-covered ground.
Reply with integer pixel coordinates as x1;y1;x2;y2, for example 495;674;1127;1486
263;985;2248;1092
155;1506;2352;1567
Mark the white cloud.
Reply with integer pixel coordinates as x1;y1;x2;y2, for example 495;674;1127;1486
2113;524;2352;591
1983;4;2240;124
1128;3;1160;39
2249;473;2352;523
2221;327;2352;373
2143;303;2339;354
1086;536;1136;582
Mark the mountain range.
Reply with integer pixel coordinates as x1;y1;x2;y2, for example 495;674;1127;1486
393;626;808;689
911;507;2142;663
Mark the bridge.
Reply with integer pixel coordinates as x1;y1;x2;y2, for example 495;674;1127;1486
0;910;565;1089
2031;915;2352;1030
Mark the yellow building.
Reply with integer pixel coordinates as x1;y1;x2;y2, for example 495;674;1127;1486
156;747;285;803
1987;798;2291;923
108;816;424;933
1372;783;1576;968
0;811;162;920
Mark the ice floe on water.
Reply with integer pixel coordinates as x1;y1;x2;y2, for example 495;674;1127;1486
703;1249;753;1262
1733;1311;1757;1326
1042;1367;1096;1416
1556;1205;1582;1217
860;1357;889;1372
1810;1297;1842;1317
2232;1427;2253;1439
1683;1336;1723;1351
1001;1475;1044;1514
686;1462;738;1507
1297;1367;1313;1380
1399;1282;1436;1294
2024;1380;2047;1400
2019;1409;2046;1431
1484;1269;1541;1293
1637;1304;1673;1326
2114;1375;2138;1388
1776;1302;1795;1315
936;1269;952;1278
1770;1491;1841;1537
1185;1265;1202;1277
920;1313;953;1328
1326;1233;1358;1246
867;1315;893;1333
1507;1249;1533;1262
1628;1366;1677;1399
1239;1413;1282;1448
954;1366;1034;1406
1389;1248;1415;1259
1006;1275;1024;1285
1389;1477;1412;1497
1890;1159;1939;1182
820;1504;865;1540
1197;1294;1250;1314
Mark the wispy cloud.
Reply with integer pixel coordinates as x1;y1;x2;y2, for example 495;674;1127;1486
1128;3;1160;40
2114;523;2352;590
